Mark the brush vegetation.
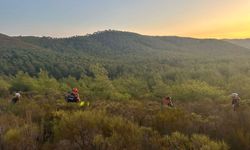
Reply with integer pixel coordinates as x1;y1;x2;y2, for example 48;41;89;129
1;31;250;149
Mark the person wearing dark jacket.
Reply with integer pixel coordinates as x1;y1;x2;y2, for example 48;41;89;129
66;88;80;103
12;92;21;104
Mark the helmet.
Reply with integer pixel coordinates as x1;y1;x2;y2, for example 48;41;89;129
231;93;238;98
72;88;78;93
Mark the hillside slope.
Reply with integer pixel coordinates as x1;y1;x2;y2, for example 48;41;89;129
225;39;250;49
0;30;250;78
17;31;250;56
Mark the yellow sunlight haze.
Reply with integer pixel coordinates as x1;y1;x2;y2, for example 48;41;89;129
138;1;250;39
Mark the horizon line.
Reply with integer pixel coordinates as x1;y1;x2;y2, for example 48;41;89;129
1;29;250;40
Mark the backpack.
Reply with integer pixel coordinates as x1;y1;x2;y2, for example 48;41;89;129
66;93;78;102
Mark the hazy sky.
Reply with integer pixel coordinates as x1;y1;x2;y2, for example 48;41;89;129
1;0;250;38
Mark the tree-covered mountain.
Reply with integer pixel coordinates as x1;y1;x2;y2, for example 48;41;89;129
1;30;250;79
225;39;250;49
16;30;250;56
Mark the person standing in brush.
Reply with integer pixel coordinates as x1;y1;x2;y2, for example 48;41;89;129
162;96;174;108
231;93;240;111
12;92;21;104
66;88;80;103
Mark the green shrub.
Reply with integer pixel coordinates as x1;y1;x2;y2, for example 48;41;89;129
0;77;10;97
3;124;39;150
10;71;36;92
169;80;226;101
54;110;144;150
190;134;229;150
8;100;46;123
163;132;229;150
152;109;191;135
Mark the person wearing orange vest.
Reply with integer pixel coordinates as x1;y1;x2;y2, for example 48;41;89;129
66;88;80;102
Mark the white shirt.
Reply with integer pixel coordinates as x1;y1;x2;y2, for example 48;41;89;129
15;93;21;98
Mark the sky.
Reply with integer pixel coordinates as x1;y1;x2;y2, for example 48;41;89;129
0;0;250;38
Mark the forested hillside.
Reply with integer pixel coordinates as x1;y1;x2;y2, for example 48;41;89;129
226;39;250;49
1;30;250;99
1;30;250;78
1;30;250;149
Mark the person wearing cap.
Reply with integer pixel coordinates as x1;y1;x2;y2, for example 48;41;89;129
231;93;240;111
12;92;21;104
